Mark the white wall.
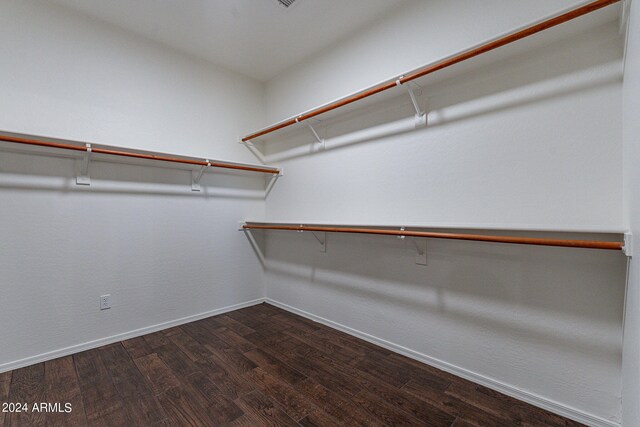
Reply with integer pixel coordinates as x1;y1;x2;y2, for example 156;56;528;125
0;0;264;160
263;1;623;230
262;0;626;424
622;0;640;425
265;231;626;424
0;0;266;370
265;0;613;122
0;0;632;424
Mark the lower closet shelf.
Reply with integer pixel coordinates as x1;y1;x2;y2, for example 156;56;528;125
241;222;628;252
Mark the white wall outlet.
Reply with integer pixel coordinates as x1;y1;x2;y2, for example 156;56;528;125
100;294;111;310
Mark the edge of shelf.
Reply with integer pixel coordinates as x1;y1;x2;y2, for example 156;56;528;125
0;131;280;175
242;0;620;143
242;220;627;235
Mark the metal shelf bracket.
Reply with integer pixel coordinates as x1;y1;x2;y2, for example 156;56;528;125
295;225;327;252
296;117;324;146
192;160;210;191
76;143;91;186
396;79;425;118
621;0;631;34
311;231;327;252
265;170;282;198
398;227;426;264
624;232;633;257
413;238;427;265
239;222;265;267
240;138;268;164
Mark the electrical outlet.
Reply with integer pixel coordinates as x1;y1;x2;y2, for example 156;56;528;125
100;294;111;310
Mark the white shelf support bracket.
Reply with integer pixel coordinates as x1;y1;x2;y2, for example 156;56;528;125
302;119;324;147
76;143;91;186
306;122;323;144
265;170;282;199
240;138;268;164
620;0;631;35
295;116;324;147
623;232;633;257
412;238;427;265
396;78;425;119
191;160;210;191
407;84;425;118
311;232;327;252
239;222;266;267
398;227;406;240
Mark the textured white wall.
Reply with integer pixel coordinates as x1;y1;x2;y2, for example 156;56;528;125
0;0;264;161
0;0;631;424
265;0;614;122
0;0;266;370
263;3;624;230
622;0;640;425
262;0;626;424
264;230;626;423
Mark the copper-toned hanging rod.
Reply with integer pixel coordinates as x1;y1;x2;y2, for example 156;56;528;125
242;0;619;142
242;224;624;251
0;134;280;174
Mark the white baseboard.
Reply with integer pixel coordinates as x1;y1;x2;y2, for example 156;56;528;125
265;298;620;427
0;298;266;374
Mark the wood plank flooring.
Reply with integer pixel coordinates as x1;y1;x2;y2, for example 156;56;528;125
2;303;584;426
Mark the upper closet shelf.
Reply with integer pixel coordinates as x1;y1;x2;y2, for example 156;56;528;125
0;132;281;189
242;220;628;235
0;132;279;174
240;0;621;146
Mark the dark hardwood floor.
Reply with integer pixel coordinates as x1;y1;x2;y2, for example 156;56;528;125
2;303;584;426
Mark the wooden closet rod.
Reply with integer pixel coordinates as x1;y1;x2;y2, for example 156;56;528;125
242;0;619;142
242;224;624;251
0;134;280;174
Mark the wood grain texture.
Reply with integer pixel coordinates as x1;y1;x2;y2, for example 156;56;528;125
234;390;299;426
0;372;11;427
98;343;168;425
44;356;87;426
73;348;129;427
2;303;585;426
4;363;46;427
122;336;155;360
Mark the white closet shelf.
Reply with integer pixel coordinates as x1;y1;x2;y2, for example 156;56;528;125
240;0;621;146
0;132;280;175
242;221;627;234
241;221;630;253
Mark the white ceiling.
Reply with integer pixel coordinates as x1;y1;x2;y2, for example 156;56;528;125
51;0;410;82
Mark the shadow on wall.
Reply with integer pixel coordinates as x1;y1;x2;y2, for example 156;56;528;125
262;20;623;160
0;147;270;199
261;230;626;362
424;20;623;128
